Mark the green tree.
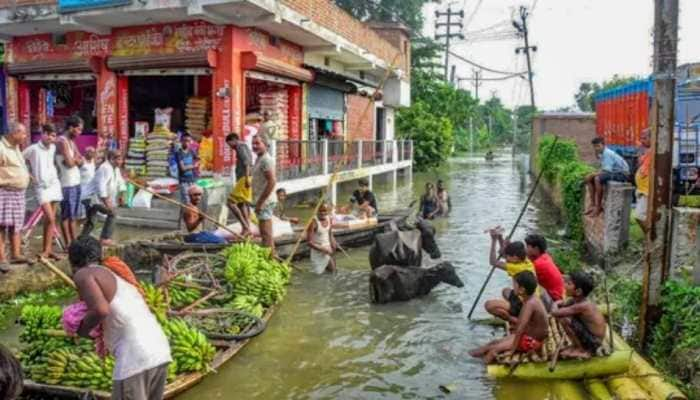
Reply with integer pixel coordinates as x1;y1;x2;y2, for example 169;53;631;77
396;102;454;171
575;75;640;111
334;0;428;32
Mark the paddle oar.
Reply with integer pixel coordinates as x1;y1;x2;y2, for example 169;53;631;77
37;256;77;289
467;136;561;320
126;178;243;241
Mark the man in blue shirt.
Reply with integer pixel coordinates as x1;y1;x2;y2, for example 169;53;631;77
584;137;630;216
175;134;199;204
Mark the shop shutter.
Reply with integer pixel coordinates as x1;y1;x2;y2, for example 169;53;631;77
308;85;344;121
241;52;313;83
7;58;98;76
107;50;217;71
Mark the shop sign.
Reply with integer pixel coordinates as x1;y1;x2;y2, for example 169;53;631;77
58;0;131;13
11;33;110;63
112;22;225;57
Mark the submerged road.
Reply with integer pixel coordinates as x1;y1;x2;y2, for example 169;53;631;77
179;150;578;399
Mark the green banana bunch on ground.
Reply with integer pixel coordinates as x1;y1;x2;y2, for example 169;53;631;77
168;278;202;309
162;318;215;374
221;242;291;306
29;348;114;391
142;282;168;320
18;305;63;344
228;295;264;319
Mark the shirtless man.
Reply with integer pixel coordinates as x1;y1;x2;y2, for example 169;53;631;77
551;271;608;359
470;271;549;363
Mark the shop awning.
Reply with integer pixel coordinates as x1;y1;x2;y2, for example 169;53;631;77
107;50;217;71
241;52;313;83
6;58;100;76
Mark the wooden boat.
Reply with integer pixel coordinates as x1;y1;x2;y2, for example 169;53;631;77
22;306;277;400
128;209;412;260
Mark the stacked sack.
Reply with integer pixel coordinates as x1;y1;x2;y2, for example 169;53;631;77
259;91;289;140
185;97;210;140
146;124;174;179
125;137;147;177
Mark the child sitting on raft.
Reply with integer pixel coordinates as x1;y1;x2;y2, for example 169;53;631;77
470;271;549;363
551;271;608;359
484;227;536;325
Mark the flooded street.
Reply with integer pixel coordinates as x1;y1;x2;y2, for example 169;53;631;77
179;149;575;400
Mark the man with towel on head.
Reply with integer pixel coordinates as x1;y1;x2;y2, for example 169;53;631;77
182;184;226;244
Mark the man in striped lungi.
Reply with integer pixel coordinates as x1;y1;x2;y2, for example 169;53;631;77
0;122;30;271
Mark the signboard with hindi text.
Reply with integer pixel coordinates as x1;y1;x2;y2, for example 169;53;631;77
58;0;132;13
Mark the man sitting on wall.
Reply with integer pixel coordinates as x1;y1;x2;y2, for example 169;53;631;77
584;137;630;217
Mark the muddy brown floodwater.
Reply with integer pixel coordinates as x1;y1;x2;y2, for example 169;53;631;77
177;150;582;400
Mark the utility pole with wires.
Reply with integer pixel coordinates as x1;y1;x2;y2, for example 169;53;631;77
471;68;482;102
435;5;464;82
513;6;537;109
639;0;679;348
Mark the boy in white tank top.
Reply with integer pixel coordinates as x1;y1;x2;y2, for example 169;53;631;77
307;203;337;274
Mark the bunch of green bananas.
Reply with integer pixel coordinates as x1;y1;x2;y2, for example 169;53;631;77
168;278;202;309
221;242;291;306
142;282;168;320
228;295;264;319
18;305;63;344
162;318;215;373
29;348;114;391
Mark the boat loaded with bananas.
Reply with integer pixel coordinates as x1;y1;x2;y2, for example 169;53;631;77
112;209;411;262
20;242;287;399
484;317;687;400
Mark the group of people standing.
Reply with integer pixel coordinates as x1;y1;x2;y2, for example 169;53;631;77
0;118;124;271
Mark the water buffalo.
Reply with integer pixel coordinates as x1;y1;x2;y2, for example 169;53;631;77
369;219;440;270
369;262;464;304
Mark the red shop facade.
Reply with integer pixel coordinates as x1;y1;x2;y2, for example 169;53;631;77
4;20;311;174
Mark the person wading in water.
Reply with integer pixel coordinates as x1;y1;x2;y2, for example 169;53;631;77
307;203;337;274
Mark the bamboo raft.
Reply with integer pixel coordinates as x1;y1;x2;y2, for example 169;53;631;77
115;209;411;261
22;306;277;400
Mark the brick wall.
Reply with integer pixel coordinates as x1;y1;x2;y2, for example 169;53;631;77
530;113;598;171
583;182;634;255
282;0;406;70
346;94;374;141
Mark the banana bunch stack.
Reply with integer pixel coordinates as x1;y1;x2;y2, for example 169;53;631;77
29;349;114;391
162;318;215;373
228;295;264;319
18;305;63;343
221;242;291;306
142;282;168;321
168;278;202;309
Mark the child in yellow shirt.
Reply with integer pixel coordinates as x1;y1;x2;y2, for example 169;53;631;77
484;228;536;325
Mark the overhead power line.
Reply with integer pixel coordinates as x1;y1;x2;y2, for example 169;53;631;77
359;0;526;76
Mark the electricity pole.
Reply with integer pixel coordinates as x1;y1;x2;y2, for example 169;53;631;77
472;69;482;102
435;6;464;82
469;117;474;153
639;0;679;347
513;6;537;109
512;114;518;155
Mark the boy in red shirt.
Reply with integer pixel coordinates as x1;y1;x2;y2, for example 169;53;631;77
524;234;565;302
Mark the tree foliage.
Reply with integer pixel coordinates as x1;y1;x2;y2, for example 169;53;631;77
396;102;453;171
574;75;640;112
333;0;428;33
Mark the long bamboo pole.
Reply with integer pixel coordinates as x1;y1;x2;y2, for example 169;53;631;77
467;136;561;319
37;256;77;289
126;178;242;241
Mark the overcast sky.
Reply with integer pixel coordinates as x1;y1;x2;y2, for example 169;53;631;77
422;0;700;111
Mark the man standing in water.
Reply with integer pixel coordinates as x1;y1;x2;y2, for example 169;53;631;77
56;116;84;245
69;236;171;399
252;135;277;254
23;123;63;260
0;122;31;269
